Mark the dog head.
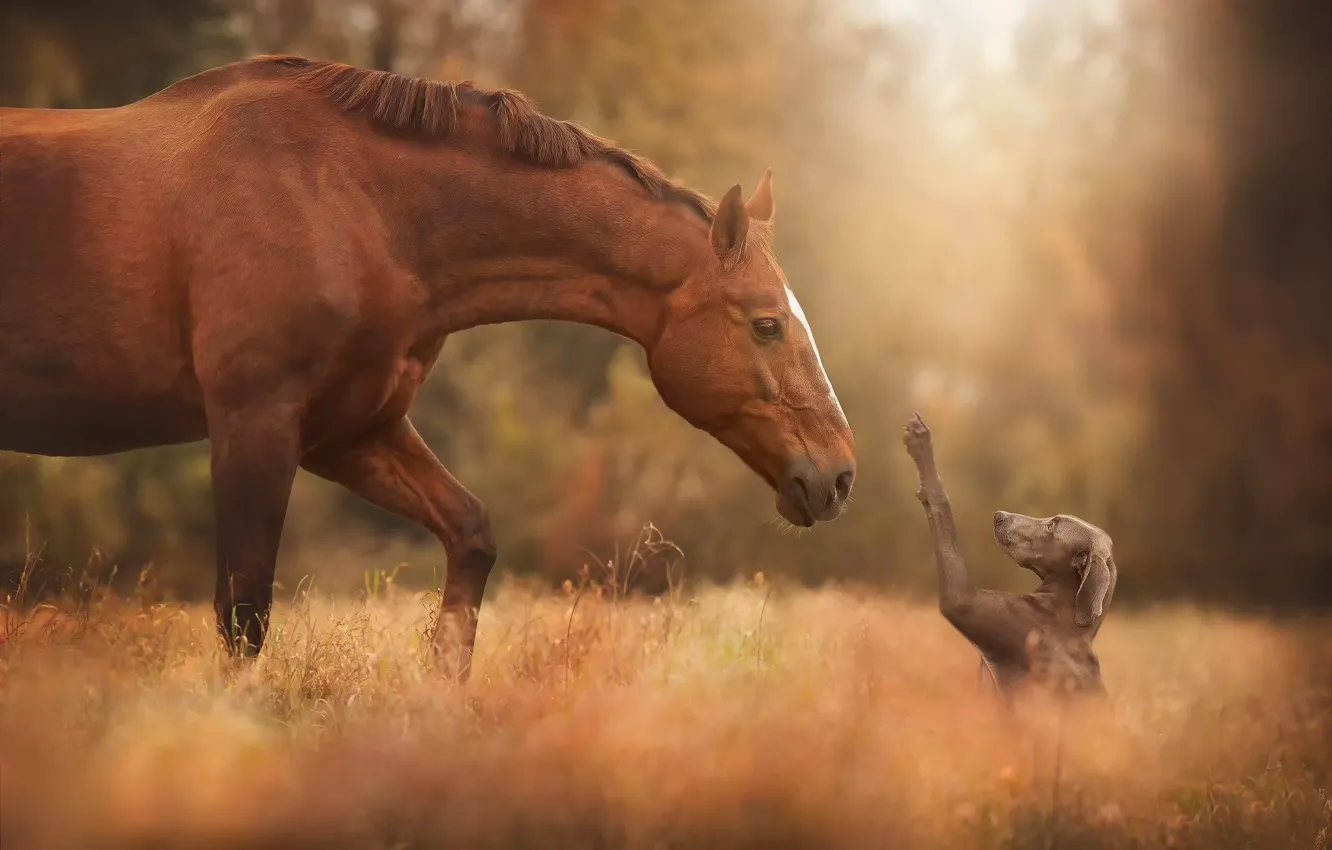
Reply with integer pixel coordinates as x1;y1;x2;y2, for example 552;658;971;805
992;511;1117;628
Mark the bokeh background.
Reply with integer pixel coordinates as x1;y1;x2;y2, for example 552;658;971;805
2;0;1329;610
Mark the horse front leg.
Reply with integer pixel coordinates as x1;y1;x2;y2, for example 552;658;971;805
300;416;496;682
207;405;302;658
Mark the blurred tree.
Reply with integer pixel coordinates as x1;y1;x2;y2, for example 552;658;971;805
368;0;403;70
0;0;234;108
1116;0;1332;607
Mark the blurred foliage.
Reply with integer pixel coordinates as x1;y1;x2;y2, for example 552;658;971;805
0;0;235;107
1;0;1329;610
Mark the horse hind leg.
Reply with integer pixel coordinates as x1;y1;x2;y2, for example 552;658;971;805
299;416;496;682
207;406;302;659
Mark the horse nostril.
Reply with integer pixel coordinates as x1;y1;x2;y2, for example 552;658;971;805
994;511;1005;527
791;472;813;507
834;469;854;502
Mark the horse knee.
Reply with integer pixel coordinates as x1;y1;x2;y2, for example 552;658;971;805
448;500;497;580
462;500;496;556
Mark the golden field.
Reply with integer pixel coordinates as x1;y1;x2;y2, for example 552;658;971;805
1;564;1329;850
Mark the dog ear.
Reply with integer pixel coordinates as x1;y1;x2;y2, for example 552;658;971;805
1074;547;1115;627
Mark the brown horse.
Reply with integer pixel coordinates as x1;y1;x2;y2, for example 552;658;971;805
0;55;856;679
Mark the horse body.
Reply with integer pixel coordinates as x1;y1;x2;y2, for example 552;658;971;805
0;56;856;678
3;66;435;457
1;103;202;454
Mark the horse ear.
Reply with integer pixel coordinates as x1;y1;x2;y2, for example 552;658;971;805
745;168;775;223
1075;547;1115;627
711;183;749;263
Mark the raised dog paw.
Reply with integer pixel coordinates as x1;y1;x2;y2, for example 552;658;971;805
903;411;934;464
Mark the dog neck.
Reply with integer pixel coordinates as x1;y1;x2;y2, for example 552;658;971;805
1027;573;1098;638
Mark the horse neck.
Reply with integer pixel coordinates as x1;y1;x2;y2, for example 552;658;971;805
396;149;711;348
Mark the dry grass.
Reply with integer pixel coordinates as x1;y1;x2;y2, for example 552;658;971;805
1;561;1330;850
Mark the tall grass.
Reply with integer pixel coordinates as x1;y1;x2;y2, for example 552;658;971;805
1;551;1329;849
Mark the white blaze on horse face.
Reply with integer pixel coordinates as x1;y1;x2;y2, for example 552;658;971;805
784;285;847;424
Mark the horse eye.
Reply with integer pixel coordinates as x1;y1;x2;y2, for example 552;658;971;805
1047;517;1060;532
751;318;782;341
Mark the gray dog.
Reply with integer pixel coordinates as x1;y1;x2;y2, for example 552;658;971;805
903;412;1117;703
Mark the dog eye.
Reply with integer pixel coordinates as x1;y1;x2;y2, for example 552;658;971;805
751;318;782;341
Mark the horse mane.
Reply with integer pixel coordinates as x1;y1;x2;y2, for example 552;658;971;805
253;55;715;223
